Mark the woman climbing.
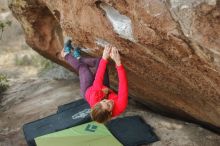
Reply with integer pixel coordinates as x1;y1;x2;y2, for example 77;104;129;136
61;39;128;123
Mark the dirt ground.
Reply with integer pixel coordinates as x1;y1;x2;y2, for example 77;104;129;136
0;46;220;146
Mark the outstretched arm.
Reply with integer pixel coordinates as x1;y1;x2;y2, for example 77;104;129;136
116;64;128;113
93;45;111;89
110;47;128;115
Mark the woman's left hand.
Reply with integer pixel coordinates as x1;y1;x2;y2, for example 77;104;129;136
110;47;121;66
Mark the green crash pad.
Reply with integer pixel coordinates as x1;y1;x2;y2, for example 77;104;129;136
35;121;122;146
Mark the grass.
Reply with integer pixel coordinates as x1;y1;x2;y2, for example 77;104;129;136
0;73;9;94
14;54;55;72
0;20;12;40
13;53;74;79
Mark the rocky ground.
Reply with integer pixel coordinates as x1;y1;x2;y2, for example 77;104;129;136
0;1;220;146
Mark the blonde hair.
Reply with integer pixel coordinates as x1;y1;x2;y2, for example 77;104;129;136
90;102;112;123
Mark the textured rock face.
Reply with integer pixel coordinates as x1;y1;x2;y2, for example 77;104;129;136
9;0;220;129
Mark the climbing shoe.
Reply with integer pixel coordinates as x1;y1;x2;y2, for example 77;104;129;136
72;47;81;59
64;39;73;54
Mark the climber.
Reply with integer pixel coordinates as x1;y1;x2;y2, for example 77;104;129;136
61;39;128;123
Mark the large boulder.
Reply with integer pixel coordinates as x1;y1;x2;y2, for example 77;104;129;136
9;0;220;131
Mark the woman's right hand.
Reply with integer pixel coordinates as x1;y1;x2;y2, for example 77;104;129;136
110;47;121;66
102;45;111;60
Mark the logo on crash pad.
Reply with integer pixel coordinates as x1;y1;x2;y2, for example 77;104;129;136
72;109;90;120
85;124;97;132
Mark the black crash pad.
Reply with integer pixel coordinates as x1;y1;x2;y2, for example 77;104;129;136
106;116;159;146
23;99;159;146
23;99;91;146
57;98;87;113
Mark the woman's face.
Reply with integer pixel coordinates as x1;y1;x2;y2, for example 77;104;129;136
100;99;114;112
